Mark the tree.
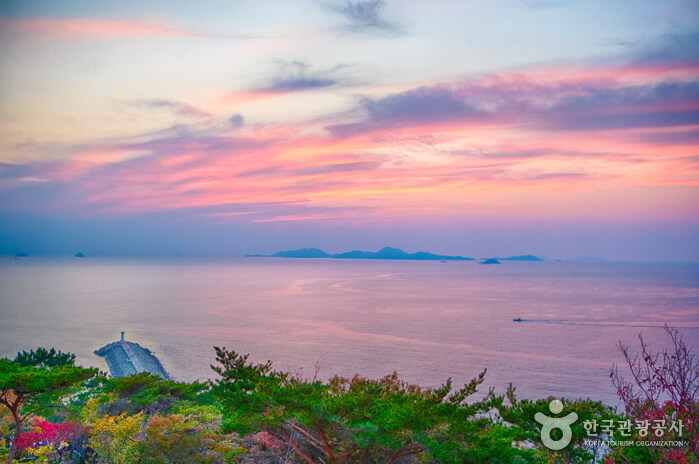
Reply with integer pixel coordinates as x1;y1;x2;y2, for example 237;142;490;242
13;348;76;369
610;325;698;463
210;346;505;464
493;384;618;464
0;351;96;464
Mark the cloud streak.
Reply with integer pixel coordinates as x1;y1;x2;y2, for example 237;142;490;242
324;0;401;34
0;16;255;40
327;63;699;137
0;17;191;38
223;61;354;104
127;99;212;118
1;53;697;227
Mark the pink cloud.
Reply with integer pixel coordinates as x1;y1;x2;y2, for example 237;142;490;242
0;17;191;38
253;214;331;223
2;56;697;224
331;65;698;137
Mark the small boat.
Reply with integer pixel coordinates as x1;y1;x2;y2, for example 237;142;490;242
513;318;522;322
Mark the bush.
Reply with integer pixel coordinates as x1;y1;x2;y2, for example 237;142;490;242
609;325;697;463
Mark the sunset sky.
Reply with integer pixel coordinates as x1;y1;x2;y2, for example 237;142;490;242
1;0;698;260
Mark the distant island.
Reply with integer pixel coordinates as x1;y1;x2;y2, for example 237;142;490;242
498;255;543;261
247;246;475;261
248;248;546;262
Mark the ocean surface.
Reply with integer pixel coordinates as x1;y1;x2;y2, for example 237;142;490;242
1;257;698;407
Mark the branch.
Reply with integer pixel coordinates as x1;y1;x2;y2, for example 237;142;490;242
337;444;359;464
386;440;422;464
280;428;319;464
312;420;337;464
284;419;325;451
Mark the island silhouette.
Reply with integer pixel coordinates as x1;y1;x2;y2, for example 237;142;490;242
248;247;544;262
497;254;542;261
247;246;478;260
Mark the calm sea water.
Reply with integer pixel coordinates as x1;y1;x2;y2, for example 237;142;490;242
1;258;697;406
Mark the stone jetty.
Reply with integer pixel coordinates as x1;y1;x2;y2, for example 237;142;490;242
94;331;169;379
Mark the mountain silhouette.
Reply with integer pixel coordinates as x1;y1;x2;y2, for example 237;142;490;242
248;246;474;261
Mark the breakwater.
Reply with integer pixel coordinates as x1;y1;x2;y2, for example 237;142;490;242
94;332;169;379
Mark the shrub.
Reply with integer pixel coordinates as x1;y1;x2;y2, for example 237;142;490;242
609;325;697;463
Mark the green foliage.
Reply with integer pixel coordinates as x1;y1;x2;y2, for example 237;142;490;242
13;348;76;369
492;384;619;464
65;372;109;413
210;346;541;464
210;346;289;435
0;359;97;418
2;344;666;464
172;404;223;424
0;351;97;463
97;372;210;416
139;413;239;464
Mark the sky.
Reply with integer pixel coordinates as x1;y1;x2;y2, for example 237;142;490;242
0;0;698;261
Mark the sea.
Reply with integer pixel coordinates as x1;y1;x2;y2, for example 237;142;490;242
1;257;697;407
